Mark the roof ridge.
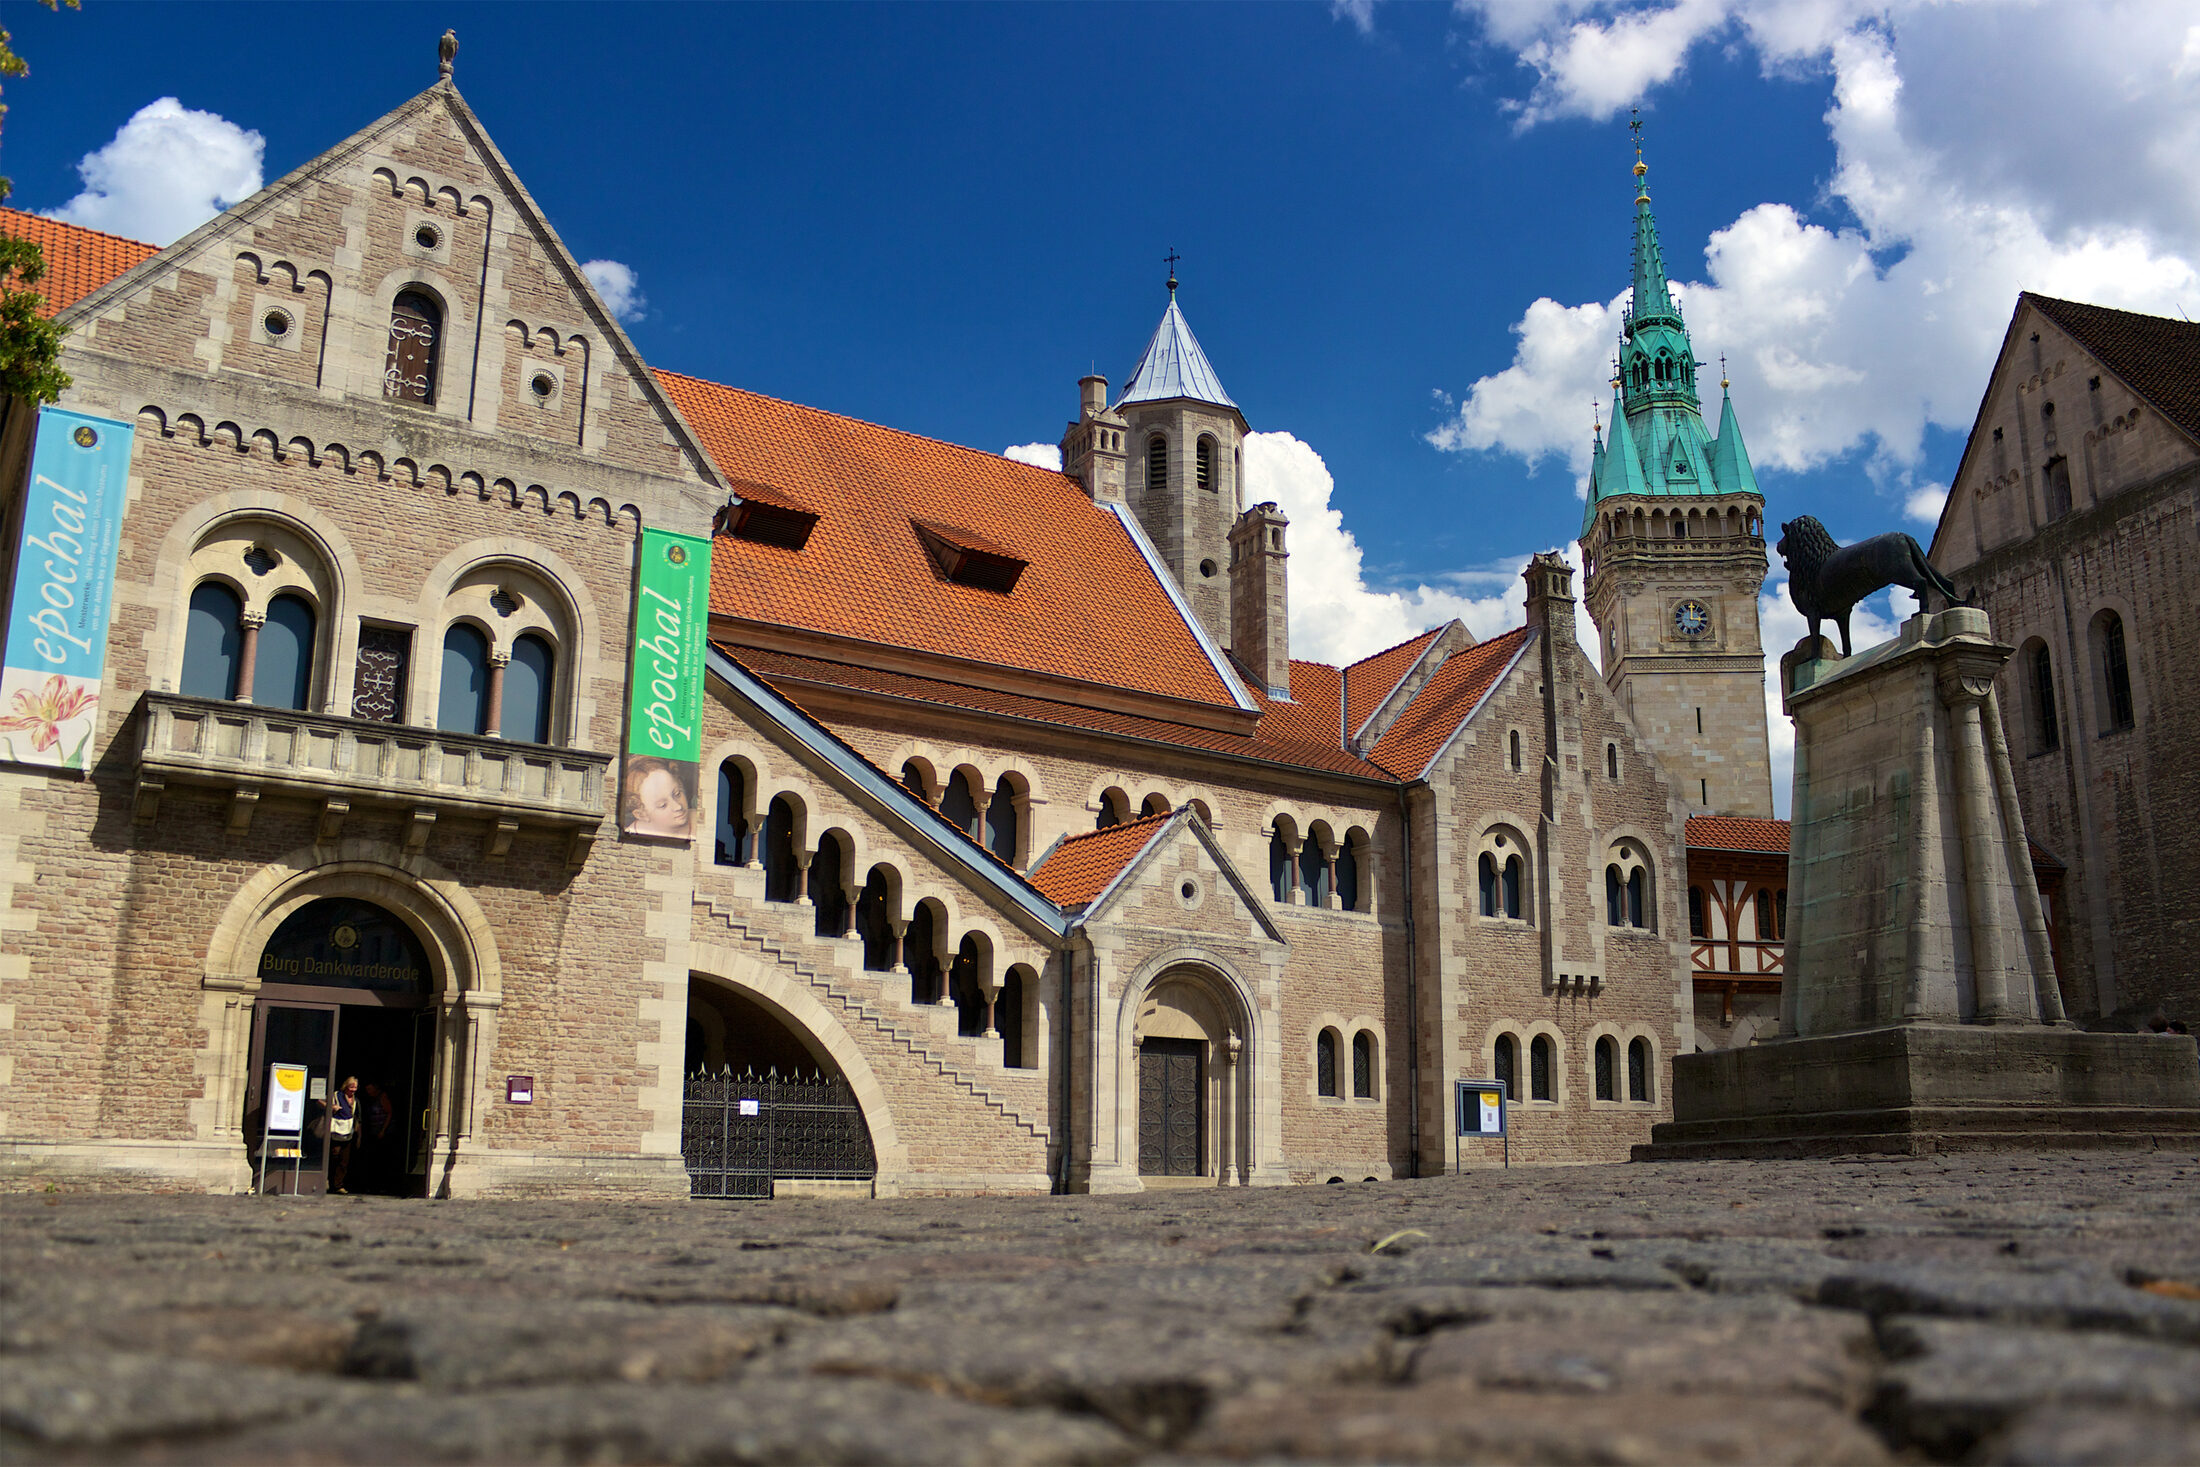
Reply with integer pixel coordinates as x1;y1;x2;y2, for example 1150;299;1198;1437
1049;809;1173;847
654;366;1084;488
0;207;158;251
1345;627;1441;671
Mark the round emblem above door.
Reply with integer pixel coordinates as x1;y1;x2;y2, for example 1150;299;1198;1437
1673;599;1711;638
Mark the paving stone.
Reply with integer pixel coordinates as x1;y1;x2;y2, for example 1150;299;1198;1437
1982;1407;2200;1467
1820;1261;2200;1344
343;1300;804;1387
0;1353;360;1447
1183;1383;1892;1464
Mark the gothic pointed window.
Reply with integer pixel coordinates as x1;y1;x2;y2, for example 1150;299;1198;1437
384;291;441;406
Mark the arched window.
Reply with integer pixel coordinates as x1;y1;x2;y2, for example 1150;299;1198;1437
384;290;442;405
1336;839;1360;913
1628;867;1646;928
2029;643;2060;753
254;593;316;710
1607;865;1625;927
1628;1037;1652;1102
1493;1033;1517;1101
1299;837;1331;907
2043;456;2073;520
2098;612;2135;731
1688;886;1707;939
900;761;931;802
1502;855;1523;920
1352;1031;1375;1098
1196;436;1216;491
905;902;942;1005
1147;435;1168;493
811;835;848;938
1096;788;1127;830
1595;1036;1618;1101
1141;793;1171;818
715;763;749;867
941;770;980;838
1270;824;1294;902
1530;1034;1555;1102
1776;888;1788;938
951;936;986;1037
1608;848;1650;929
762;796;800;903
1508;729;1522;771
1478;853;1500;917
1754;887;1778;942
985;776;1019;864
181;581;244;700
1315;1029;1339;1097
998;969;1027;1069
438;623;490;735
504;632;555;744
856;869;895;972
1606;743;1619;780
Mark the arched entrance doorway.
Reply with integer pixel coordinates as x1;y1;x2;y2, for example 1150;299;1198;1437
1134;970;1247;1185
242;898;436;1196
682;976;876;1199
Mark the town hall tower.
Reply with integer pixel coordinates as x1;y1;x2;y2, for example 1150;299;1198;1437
1580;131;1775;819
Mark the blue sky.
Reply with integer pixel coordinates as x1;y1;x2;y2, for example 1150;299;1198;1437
9;2;2198;802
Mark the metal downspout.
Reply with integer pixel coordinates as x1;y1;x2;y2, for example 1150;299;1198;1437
1053;940;1076;1193
1397;784;1421;1178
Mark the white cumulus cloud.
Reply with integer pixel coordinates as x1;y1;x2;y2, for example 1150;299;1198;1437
581;259;647;322
46;97;264;246
1002;442;1063;470
1902;482;1947;526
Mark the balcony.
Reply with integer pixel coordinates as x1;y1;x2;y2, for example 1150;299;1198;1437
134;692;610;865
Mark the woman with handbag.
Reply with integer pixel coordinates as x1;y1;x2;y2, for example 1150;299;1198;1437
325;1076;360;1194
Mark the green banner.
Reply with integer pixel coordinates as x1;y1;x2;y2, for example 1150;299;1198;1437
621;527;711;840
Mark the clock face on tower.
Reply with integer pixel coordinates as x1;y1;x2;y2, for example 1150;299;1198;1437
1673;599;1712;638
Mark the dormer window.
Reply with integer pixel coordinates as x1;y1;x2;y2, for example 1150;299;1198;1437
384;291;441;405
912;519;1026;594
717;480;818;551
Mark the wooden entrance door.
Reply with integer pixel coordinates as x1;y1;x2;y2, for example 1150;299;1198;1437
1138;1038;1203;1176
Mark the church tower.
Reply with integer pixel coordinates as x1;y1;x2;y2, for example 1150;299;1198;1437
1580;126;1775;819
1115;264;1247;647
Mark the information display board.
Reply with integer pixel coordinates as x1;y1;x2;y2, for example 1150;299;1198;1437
1453;1077;1509;1170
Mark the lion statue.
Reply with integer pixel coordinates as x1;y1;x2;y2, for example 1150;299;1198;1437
1776;515;1968;658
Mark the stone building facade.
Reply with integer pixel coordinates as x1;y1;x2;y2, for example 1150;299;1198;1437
1927;294;2200;1029
0;59;1751;1198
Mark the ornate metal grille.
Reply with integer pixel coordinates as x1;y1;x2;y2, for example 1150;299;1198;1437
350;625;410;723
681;1067;877;1200
1137;1039;1202;1176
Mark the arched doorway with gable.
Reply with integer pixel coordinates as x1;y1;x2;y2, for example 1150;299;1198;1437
1123;961;1260;1188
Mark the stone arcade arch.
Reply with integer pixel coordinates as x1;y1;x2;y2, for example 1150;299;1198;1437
1107;955;1275;1190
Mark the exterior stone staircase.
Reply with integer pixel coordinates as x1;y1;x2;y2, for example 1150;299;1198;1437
693;892;1051;1147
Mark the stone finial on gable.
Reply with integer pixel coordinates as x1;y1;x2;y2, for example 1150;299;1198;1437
439;29;459;80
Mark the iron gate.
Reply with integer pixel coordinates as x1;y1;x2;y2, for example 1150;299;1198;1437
681;1066;877;1199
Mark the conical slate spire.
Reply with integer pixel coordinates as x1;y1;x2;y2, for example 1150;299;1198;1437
1119;291;1237;412
1629;148;1676;323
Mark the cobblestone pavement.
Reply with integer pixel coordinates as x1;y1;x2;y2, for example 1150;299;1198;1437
5;1153;2199;1465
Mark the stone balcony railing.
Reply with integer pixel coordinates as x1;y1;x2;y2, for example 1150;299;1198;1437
134;692;611;865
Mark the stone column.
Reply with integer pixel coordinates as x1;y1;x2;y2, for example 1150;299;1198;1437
1939;656;2012;1023
840;886;859;941
793;848;813;908
981;984;999;1040
887;918;907;975
1323;844;1340;911
1283;835;1304;905
233;610;265;704
483;650;509;738
1221;1030;1243;1184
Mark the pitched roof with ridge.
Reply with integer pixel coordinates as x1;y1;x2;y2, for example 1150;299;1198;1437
0;208;158;316
1344;628;1444;740
659;370;1242;712
1028;812;1173;908
1117;294;1238;413
2025;293;2200;442
1367;627;1535;778
1685;815;1791;854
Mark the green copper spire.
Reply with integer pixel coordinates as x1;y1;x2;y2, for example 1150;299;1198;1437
1585;113;1761;528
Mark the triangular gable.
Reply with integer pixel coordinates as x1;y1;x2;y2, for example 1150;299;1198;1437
55;78;721;490
1068;806;1287;944
1347;621;1478;755
1368;625;1535;780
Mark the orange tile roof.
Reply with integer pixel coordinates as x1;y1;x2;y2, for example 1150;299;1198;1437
1685;816;1791;854
1367;627;1533;778
0;207;157;316
1344;629;1443;740
1029;812;1172;907
658;369;1237;711
724;642;1396;780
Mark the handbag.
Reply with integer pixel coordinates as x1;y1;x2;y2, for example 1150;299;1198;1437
329;1113;356;1140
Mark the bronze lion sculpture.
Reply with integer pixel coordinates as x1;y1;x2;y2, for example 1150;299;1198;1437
1776;515;1967;658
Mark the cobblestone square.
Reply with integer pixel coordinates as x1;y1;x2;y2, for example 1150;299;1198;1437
5;1152;2198;1464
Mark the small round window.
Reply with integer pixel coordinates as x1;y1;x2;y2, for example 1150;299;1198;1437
530;373;556;401
1199;558;1218;578
262;309;292;339
414;224;441;251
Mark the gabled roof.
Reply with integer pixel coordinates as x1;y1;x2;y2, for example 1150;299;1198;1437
1344;629;1444;741
1028;812;1172;908
0;208;157;316
661;370;1245;712
1117;294;1239;414
1685;815;1791;855
1367;626;1534;779
2025;293;2200;443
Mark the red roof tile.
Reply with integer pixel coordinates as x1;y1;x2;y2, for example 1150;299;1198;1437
725;642;1395;780
1685;816;1791;854
1344;629;1444;740
1029;813;1172;907
1367;627;1533;778
658;369;1238;711
0;208;157;316
2026;294;2200;444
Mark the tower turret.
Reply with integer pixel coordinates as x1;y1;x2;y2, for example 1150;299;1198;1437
1060;373;1128;504
1579;119;1775;819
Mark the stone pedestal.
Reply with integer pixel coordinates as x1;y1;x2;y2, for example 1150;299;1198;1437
1641;609;2200;1159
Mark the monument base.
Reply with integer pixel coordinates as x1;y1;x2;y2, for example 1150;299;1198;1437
1635;1026;2200;1160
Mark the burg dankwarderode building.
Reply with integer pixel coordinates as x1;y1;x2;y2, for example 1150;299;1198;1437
1;48;2176;1197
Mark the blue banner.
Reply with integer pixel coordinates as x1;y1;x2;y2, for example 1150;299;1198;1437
1;408;134;770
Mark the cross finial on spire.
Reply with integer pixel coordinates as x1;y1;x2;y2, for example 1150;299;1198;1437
1164;248;1181;296
1719;352;1729;391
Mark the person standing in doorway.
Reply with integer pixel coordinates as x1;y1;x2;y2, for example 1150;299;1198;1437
326;1076;360;1194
